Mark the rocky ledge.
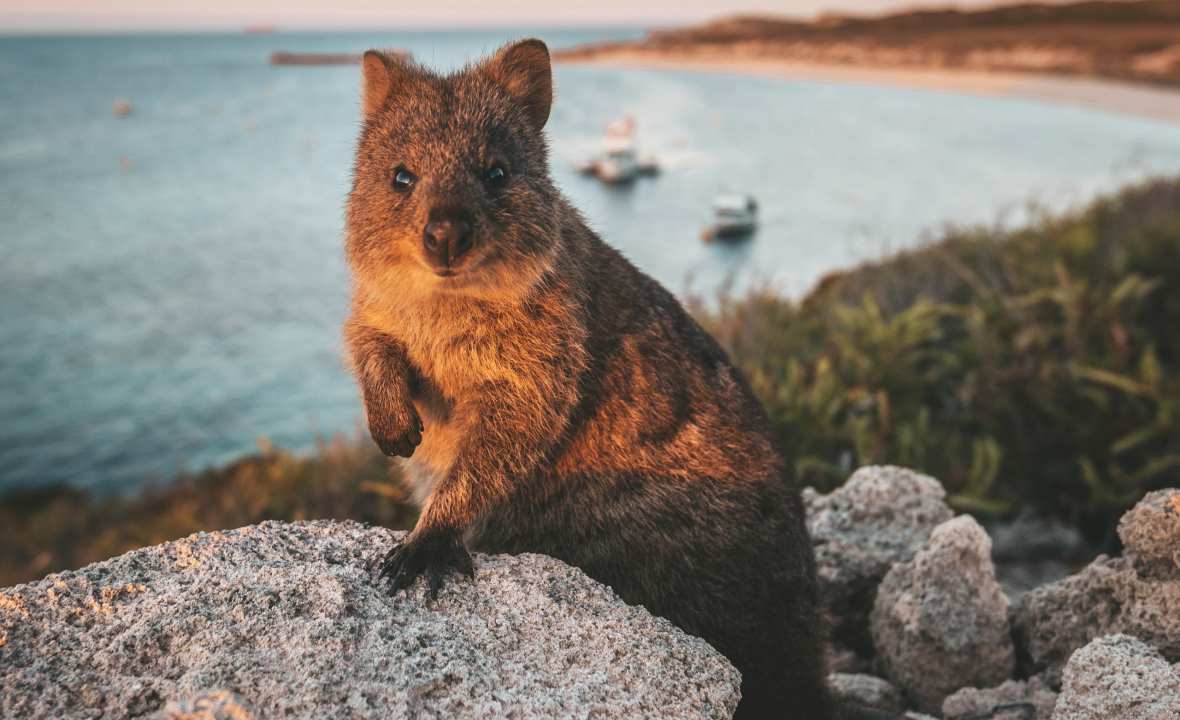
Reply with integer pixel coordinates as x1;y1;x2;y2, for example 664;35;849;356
0;521;739;720
812;470;1180;719
2;469;1178;720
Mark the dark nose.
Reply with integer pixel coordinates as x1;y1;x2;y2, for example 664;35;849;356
423;218;474;268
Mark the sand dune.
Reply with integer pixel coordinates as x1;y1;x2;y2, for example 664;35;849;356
558;51;1180;126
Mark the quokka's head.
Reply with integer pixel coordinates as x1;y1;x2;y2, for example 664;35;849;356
346;39;560;299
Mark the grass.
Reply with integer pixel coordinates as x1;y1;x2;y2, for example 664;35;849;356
4;176;1179;586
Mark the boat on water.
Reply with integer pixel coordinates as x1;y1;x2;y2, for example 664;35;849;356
576;117;659;184
702;195;758;242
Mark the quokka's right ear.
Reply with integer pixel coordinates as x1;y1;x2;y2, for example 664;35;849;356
361;50;410;119
486;39;552;131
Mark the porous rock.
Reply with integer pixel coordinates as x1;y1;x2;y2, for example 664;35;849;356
1118;488;1180;580
1052;634;1180;720
0;520;740;720
1011;492;1180;686
870;515;1015;713
942;677;1057;720
1011;555;1180;687
804;465;953;657
827;673;905;714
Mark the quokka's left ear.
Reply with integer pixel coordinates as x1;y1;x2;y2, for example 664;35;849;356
486;38;552;131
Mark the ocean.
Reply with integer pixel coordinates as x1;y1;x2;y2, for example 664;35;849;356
3;29;1180;493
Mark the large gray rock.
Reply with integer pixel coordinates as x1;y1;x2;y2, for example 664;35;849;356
1118;489;1180;580
943;677;1058;720
1052;634;1180;720
0;521;740;720
804;465;954;658
827;673;905;714
1011;490;1180;686
871;515;1015;713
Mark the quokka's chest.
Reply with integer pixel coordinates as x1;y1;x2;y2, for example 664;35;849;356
401;322;531;398
396;298;577;393
397;323;549;483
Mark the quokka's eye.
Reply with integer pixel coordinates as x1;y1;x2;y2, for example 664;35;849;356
485;164;508;188
392;167;416;192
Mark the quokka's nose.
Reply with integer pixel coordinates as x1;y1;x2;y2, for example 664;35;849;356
423;219;474;268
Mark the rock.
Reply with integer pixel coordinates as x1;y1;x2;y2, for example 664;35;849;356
988;511;1090;601
870;515;1015;713
1011;552;1180;684
1010;491;1180;687
0;521;740;720
1052;634;1180;720
994;558;1075;603
827;673;905;714
825;643;868;674
942;677;1057;720
805;465;954;657
1118;489;1180;580
989;512;1089;564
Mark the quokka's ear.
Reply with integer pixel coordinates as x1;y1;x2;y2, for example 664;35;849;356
486;39;552;131
361;50;411;119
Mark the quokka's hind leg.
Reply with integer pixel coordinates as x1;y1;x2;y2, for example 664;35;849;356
728;640;832;720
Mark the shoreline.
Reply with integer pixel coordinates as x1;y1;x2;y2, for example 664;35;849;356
556;51;1180;126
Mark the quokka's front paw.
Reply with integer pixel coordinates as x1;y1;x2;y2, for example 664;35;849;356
367;401;423;458
378;528;475;599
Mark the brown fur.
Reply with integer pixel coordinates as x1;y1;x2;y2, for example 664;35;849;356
344;40;830;719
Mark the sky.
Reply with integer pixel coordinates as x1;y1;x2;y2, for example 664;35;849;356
0;0;1110;32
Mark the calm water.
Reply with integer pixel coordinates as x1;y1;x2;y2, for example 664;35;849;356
3;30;1180;493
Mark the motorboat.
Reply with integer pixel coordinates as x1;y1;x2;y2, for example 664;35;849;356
703;194;758;241
577;117;659;184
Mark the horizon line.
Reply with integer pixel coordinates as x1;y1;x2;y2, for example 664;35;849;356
0;10;730;34
0;22;666;36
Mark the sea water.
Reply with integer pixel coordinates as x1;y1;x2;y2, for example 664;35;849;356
3;29;1180;492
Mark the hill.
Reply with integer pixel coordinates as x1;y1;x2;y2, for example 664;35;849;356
556;0;1180;87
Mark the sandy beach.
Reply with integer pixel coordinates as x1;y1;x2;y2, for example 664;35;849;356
558;51;1180;126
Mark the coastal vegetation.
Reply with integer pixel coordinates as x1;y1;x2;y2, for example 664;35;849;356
0;437;411;587
556;0;1180;88
3;176;1179;585
699;176;1180;542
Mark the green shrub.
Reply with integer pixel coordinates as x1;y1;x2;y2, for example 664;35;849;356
0;434;414;587
698;177;1180;540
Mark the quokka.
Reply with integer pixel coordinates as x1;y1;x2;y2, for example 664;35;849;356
344;39;836;719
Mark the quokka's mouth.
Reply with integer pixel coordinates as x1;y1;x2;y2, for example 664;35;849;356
434;269;458;278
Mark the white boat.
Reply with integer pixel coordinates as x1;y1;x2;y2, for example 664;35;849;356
703;195;758;241
577;117;659;184
596;147;639;184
